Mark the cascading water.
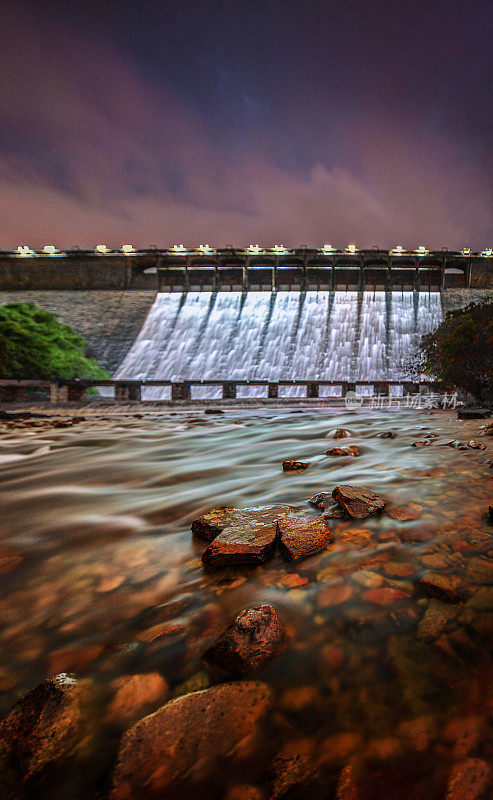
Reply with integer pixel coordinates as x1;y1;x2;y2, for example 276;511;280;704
114;291;442;399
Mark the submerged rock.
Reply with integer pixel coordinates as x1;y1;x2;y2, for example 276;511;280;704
202;605;284;673
417;572;464;603
201;506;291;566
277;516;331;561
326;446;360;457
377;431;397;438
111;681;272;800
332;485;386;519
0;673;90;795
468;440;486;450
417;599;459;641
387;505;421;521
104;672;169;727
411;440;432;448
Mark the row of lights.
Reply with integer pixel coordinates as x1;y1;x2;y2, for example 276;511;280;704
14;244;493;257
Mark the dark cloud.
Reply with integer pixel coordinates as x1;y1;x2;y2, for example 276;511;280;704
0;0;491;248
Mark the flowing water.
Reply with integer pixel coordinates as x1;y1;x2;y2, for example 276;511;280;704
0;407;491;799
113;291;442;398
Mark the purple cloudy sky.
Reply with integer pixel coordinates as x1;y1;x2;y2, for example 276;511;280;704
0;0;492;249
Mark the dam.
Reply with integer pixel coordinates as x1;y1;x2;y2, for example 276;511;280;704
114;290;442;399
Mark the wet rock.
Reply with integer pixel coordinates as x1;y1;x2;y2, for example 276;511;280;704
308;493;346;518
443;440;469;449
480;423;493;435
411;440;432;448
442;715;487;759
225;785;266;800
362;587;408;605
0;674;89;793
282;460;309;472
468;440;486;450
202;511;288;566
326;446;360;457
192;505;291;543
417;572;464;603
191;506;235;541
277;516;331;561
465;557;493;585
417;599;459;641
317;582;354;608
271;753;312;798
202;605;284;673
457;408;491;419
386;505;421;521
377;431;396;438
111;681;272;800
276;573;308;588
332;485;386;519
446;758;490;799
104;672;169;727
333;428;351;439
336;764;360;800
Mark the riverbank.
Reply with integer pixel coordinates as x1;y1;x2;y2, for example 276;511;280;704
0;407;491;799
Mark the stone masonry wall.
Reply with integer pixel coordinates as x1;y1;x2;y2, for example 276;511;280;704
0;290;156;374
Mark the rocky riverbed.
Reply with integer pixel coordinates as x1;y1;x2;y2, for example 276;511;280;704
0;407;491;799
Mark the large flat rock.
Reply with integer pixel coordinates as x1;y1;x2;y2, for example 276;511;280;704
200;506;292;566
111;681;272;800
192;505;291;543
277;516;332;561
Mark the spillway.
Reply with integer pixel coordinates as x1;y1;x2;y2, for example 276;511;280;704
114;291;442;398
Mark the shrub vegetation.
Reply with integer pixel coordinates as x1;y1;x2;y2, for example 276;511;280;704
417;302;492;401
0;303;110;380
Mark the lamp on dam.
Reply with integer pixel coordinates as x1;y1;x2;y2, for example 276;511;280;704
481;247;492;257
16;245;34;256
272;244;288;253
95;244;110;254
390;245;404;255
43;245;59;255
416;246;428;255
321;244;334;254
346;244;357;254
198;244;213;254
461;247;471;256
172;244;187;253
247;244;262;254
121;244;135;254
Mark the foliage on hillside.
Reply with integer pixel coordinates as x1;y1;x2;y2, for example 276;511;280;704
0;303;110;380
417;302;493;401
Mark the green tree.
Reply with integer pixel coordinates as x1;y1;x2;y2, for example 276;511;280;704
416;302;492;401
0;303;110;380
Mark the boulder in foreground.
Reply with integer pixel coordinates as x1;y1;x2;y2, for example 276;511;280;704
202;605;284;673
277;516;332;561
111;681;272;800
0;673;89;796
332;485;386;519
192;505;291;543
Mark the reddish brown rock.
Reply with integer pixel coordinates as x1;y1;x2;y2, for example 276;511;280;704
468;440;486;450
362;587;408;605
387;505;421;521
417;599;459;641
333;428;351;439
326;446;360;457
277;516;331;561
308;493;346;518
104;672;169;727
377;431;396;438
202;520;281;566
271;753;312;799
317;582;353;608
332;485;386;519
282;460;309;472
417;572;464;603
202;605;284;673
411;440;431;448
0;674;90;793
111;682;272;800
191;506;236;541
446;758;490;800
